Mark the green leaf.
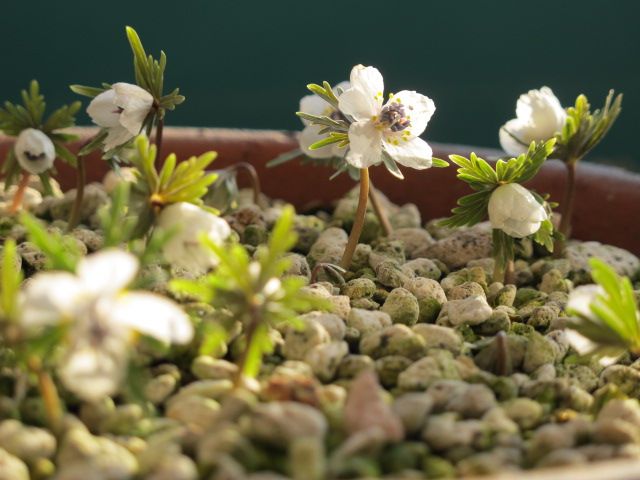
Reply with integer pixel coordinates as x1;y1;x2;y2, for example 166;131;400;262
69;85;106;98
567;258;640;354
431;157;449;168
382;151;404;179
448;153;498;190
0;239;22;321
439;190;492;228
20;213;80;272
266;149;304;168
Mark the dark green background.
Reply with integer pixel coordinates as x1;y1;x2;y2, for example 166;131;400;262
3;1;638;168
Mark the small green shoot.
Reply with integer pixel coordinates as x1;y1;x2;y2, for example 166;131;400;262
567;258;640;358
170;205;328;385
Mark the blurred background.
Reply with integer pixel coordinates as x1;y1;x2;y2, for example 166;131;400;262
2;0;638;169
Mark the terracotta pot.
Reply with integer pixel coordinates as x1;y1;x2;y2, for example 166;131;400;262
2;126;637;254
2;127;640;478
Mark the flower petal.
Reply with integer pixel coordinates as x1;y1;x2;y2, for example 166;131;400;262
515;86;566;132
488;183;547;238
390;90;435;137
77;249;139;296
86;90;121;128
103;125;135;151
349;65;384;106
339;87;378;121
20;272;86;329
110;292;194;344
157;203;231;275
59;337;128;402
299;94;331;124
345;121;383;168
499;119;531;157
383;136;433;170
566;285;603;319
113;83;154;135
299;125;336;159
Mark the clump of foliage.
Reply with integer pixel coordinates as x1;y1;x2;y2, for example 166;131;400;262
171;205;328;386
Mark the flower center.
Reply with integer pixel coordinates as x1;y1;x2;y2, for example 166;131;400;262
329;109;347;122
378;103;411;132
22;150;46;162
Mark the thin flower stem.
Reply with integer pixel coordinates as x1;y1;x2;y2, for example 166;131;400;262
495;331;511;376
233;309;260;389
554;161;577;257
8;171;31;214
228;162;262;206
67;154;86;231
155;115;164;163
340;168;370;270
28;357;63;434
504;260;516;286
368;183;392;236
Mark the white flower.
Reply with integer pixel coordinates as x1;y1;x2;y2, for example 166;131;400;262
14;128;55;174
298;81;350;159
565;284;618;366
337;65;435;169
20;249;193;401
156;202;231;275
87;83;154;151
499;87;566;157
488;183;547;238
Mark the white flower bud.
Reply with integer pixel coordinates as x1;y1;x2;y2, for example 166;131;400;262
488;183;547;238
156;202;231;275
499;87;566;157
14;128;55;174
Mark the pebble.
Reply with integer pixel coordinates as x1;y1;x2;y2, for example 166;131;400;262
437;295;493;327
250;402;328;447
307;227;348;266
401;258;442;280
344;371;404;441
360;324;426;360
381;287;420;326
388;228;435;259
566;241;640;283
412;324;463;354
347;308;392;336
419;224;493;269
397;350;460;390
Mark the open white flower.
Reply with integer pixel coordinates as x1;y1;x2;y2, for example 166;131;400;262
157;202;231;275
499;87;566;157
488;183;547;238
299;81;350;159
20;249;193;401
87;82;154;151
337;65;435;169
14;128;56;174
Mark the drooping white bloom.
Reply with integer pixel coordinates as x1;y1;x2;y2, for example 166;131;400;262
14;128;56;174
87;83;154;151
499;87;566;157
299;81;350;159
20;249;193;401
337;65;436;169
565;284;618;366
156;202;231;275
488;183;547;238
